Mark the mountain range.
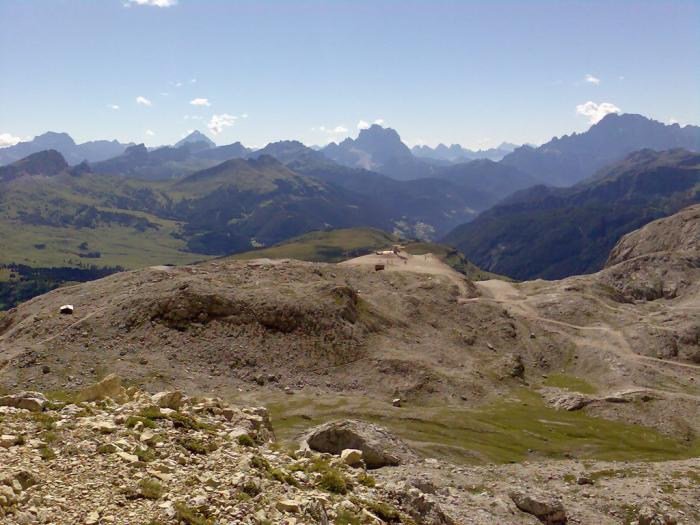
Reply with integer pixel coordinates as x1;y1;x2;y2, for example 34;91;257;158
501;113;700;186
444;148;700;280
412;142;519;162
1;113;699;290
0;131;133;165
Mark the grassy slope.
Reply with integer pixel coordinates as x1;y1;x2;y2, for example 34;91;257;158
233;227;505;281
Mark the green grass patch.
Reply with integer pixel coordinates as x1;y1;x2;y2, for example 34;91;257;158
542;373;599;394
267;389;700;465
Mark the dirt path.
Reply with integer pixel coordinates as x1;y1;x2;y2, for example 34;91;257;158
475;280;700;373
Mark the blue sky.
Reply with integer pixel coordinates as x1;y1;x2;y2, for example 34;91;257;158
1;0;698;149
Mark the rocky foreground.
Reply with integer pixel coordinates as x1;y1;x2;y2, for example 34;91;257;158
1;375;698;525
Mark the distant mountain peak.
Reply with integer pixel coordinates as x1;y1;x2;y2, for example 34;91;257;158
175;130;216;149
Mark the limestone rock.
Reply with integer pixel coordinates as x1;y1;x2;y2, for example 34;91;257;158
76;373;127;403
302;419;416;468
151;390;186;410
509;490;567;525
0;391;47;412
340;448;363;466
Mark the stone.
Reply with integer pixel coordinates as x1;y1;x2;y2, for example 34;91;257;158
276;499;301;514
59;304;74;315
302;419;416;469
76;374;127;403
340;448;363;466
392;398;402;407
151;391;186;410
85;511;99;524
509;490;567;525
93;420;117;434
0;435;19;448
116;451;139;463
0;391;47;412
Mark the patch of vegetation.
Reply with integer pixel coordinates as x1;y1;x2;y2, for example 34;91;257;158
269;468;298;487
351;498;402;522
37;445;56;461
139;478;164;500
334;510;363;525
133;447;156;462
318;469;352;495
178;437;218;455
125;415;158;429
357;472;376;488
267;389;700;466
542;373;598;394
173;502;215;525
236;433;255;447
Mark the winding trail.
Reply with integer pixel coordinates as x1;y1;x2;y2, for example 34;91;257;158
474;279;700;372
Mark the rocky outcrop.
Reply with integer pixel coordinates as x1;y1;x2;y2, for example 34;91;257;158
0;391;47;412
302;419;417;468
510;490;567;524
601;204;700;301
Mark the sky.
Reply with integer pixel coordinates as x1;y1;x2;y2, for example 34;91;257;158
1;0;699;149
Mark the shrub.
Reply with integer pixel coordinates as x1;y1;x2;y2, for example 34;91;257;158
318;469;351;495
173;502;214;525
139;478;164;500
236;434;255;447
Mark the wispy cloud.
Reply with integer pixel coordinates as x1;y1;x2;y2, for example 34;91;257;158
208;114;237;135
107;104;120;110
184;115;204;121
575;101;620;124
584;74;601;85
145;129;155;136
190;98;211;107
136;96;152;106
190;78;197;84
0;133;25;148
126;0;177;7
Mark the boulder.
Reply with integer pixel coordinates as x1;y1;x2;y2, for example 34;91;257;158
0;391;47;412
302;419;416;469
509;490;567;524
340;448;363;466
76;373;127;403
151;391;186;410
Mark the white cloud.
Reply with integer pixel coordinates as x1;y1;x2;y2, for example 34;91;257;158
160;92;169;96
332;126;348;133
241;113;248;119
145;129;155;136
190;98;211;107
174;82;183;88
190;78;197;84
584;74;600;85
107;104;120;110
126;0;177;7
136;96;152;106
184;115;204;121
0;133;24;148
668;117;679;125
208;114;237;135
575;101;621;124
357;119;384;130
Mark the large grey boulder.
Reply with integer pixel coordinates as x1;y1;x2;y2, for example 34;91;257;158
301;419;416;469
510;490;567;524
0;391;47;412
